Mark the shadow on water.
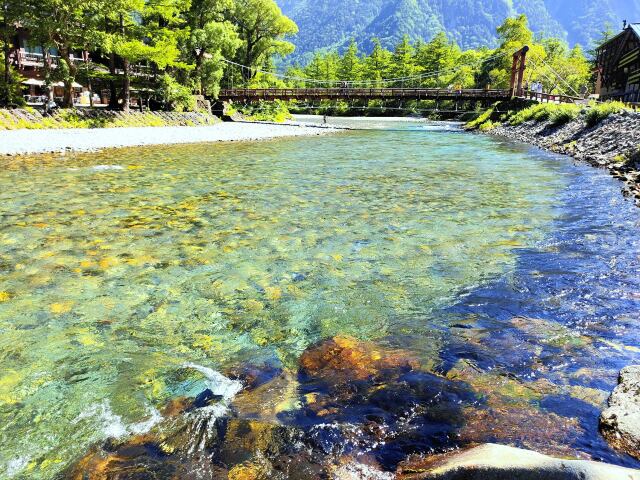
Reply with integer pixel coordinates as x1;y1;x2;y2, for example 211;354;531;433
429;140;640;467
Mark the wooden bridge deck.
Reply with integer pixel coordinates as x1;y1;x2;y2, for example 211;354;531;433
218;88;512;103
218;88;583;105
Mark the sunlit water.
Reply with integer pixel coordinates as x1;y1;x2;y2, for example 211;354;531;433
1;118;640;478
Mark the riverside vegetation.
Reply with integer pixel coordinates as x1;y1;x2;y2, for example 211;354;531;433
0;108;221;130
467;101;640;205
2;7;594;120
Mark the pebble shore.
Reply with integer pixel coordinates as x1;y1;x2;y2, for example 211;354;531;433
0;122;338;156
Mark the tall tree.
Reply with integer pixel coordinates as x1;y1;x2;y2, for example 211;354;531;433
390;35;416;86
480;14;543;89
363;38;392;86
339;40;362;82
183;0;241;97
101;0;186;111
24;0;107;107
414;31;460;87
226;0;297;82
0;0;24;106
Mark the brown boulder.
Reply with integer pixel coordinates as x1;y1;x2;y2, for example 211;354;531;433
299;336;419;383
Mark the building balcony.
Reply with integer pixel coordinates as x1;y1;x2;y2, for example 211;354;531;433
11;50;87;70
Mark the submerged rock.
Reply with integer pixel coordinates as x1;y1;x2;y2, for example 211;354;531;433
459;405;582;459
396;443;640;480
600;365;640;460
293;336;478;469
299;335;419;384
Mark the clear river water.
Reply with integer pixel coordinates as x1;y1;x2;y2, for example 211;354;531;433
1;118;640;478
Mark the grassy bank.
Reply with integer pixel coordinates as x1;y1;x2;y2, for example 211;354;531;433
0;109;221;130
466;100;629;132
465;100;640;206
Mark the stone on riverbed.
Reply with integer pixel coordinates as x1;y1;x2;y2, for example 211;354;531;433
299;335;420;384
396;443;640;480
600;365;640;460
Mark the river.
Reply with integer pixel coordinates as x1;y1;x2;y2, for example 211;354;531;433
1;118;639;478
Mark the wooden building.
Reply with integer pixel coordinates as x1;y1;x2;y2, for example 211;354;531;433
596;23;640;104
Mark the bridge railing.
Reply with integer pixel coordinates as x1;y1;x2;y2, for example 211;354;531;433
218;88;511;101
521;91;583;104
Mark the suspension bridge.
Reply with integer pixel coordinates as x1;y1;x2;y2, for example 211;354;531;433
218;47;583;105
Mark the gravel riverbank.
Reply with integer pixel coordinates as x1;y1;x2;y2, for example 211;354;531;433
487;111;640;205
0;122;338;156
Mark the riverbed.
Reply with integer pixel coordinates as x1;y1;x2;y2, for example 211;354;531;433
1;118;640;478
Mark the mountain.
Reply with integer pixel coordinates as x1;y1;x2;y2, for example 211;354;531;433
276;0;640;61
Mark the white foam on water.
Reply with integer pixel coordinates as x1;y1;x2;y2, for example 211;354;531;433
4;456;30;478
181;363;243;454
420;123;462;132
74;401;162;439
332;461;395;480
182;362;243;401
91;165;124;171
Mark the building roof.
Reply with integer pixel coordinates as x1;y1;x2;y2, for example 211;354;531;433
598;24;640;51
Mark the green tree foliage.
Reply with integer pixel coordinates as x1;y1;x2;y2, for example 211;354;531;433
390;35;417;86
21;0;109;107
339;40;362;83
182;0;241;97
414;32;461;87
100;0;189;112
8;0;296;109
1;0;26;106
480;14;539;88
226;0;298;81
281;14;591;100
4;2;594;113
363;38;392;86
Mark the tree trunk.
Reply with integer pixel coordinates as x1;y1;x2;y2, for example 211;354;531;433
60;48;78;108
108;52;118;109
2;1;10;106
119;14;130;112
195;51;203;95
122;59;130;112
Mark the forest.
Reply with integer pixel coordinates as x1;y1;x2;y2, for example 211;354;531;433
0;0;603;111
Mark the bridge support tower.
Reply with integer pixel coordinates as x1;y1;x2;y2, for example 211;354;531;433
510;46;529;98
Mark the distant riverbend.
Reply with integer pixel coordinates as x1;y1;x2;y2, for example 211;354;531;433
1;119;639;478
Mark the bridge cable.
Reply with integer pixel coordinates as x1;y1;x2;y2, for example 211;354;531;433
527;58;573;98
220;50;510;88
530;54;582;98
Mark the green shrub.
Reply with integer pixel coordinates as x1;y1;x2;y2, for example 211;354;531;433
466;107;494;129
585;101;627;128
158;74;196;112
479;120;497;131
548;104;581;126
509;103;549;125
235;100;292;123
508;103;582;127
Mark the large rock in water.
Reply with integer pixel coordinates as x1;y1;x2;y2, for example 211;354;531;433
396;444;640;480
299;335;420;384
600;365;640;460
